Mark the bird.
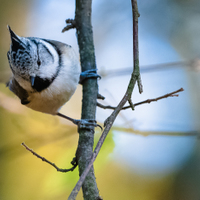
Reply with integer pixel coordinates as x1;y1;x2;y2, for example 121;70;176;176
7;25;100;128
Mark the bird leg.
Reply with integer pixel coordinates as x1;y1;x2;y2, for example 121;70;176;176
57;112;102;131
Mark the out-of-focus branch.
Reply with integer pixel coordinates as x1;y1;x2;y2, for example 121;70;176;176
112;126;199;137
21;143;77;172
99;58;200;78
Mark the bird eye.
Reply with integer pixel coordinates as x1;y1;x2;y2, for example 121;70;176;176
37;60;41;66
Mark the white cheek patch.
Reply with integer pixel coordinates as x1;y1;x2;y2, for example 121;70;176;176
38;40;60;79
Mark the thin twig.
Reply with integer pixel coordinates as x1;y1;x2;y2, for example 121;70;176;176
97;102;116;110
21;143;77;173
132;0;143;94
97;88;184;110
132;87;184;107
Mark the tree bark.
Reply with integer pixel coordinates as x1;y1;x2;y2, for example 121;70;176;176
75;0;100;199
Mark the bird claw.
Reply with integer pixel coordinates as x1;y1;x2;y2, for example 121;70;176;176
74;119;102;131
79;69;101;84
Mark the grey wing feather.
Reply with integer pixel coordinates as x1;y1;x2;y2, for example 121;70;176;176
7;78;30;105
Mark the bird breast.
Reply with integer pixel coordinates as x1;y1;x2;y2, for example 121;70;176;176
26;67;80;114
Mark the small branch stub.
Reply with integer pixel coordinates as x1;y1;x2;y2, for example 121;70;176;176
128;98;135;110
62;19;76;32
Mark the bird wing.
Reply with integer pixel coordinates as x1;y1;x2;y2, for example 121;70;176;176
7;77;30;105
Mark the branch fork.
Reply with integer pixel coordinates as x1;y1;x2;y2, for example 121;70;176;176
20;0;184;199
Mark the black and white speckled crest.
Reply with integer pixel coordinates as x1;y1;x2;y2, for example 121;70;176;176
7;26;61;92
7;26;36;79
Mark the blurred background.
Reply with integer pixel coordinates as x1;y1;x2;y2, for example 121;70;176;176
0;0;200;199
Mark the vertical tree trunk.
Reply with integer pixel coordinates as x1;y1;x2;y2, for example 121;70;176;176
75;0;100;199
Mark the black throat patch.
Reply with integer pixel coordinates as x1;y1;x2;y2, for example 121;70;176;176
32;76;55;92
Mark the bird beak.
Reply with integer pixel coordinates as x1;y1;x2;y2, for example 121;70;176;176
30;76;35;87
7;25;27;49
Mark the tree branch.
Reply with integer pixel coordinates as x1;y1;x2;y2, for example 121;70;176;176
97;88;184;110
69;87;185;200
68;1;143;199
72;0;100;199
21;143;77;173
